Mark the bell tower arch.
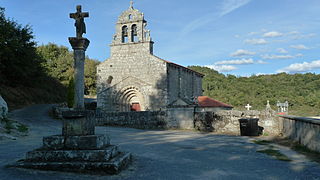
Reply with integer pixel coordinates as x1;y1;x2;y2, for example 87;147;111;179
111;1;153;54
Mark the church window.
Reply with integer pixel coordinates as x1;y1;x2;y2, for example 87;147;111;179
129;14;132;20
131;24;138;42
122;25;128;43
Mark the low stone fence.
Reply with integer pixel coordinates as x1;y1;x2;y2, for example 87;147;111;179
194;109;281;135
95;110;167;129
282;116;320;152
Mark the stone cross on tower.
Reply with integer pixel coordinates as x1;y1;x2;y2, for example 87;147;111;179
245;104;252;110
70;5;89;38
130;0;134;9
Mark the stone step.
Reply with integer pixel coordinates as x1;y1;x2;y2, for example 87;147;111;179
26;145;118;162
12;152;132;174
43;134;110;150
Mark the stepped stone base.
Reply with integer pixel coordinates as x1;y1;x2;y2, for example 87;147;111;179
13;152;131;174
10;134;131;174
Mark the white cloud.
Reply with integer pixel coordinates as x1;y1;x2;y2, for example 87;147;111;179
291;33;316;40
219;0;251;17
248;32;258;36
277;60;320;73
230;49;256;57
181;0;251;36
245;38;267;45
261;54;295;60
290;44;309;50
215;58;254;65
206;65;237;72
257;60;268;64
277;48;288;54
288;31;300;35
262;31;283;38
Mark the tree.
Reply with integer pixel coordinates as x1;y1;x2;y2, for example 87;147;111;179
0;7;42;86
37;43;100;95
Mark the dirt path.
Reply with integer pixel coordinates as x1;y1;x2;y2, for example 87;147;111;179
1;105;319;180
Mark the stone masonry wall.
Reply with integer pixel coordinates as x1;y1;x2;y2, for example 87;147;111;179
282;116;320;152
95;111;167;129
166;107;195;130
194;109;281;135
97;43;168;112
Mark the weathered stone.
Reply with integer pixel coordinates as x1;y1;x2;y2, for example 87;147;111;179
282;116;320;152
12;152;131;175
26;145;118;162
68;38;90;109
43;135;110;150
62;111;95;136
64;135;110;150
96;3;203;112
0;95;8;120
43;135;65;150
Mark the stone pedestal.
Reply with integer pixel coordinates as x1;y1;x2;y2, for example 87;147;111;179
62;111;95;136
68;37;90;110
10;110;131;174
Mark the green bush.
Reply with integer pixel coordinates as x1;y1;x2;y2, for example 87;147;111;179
67;77;75;108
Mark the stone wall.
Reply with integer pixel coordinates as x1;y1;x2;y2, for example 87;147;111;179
95;110;167;129
166;107;195;130
167;64;203;105
282;116;320;152
194;109;281;135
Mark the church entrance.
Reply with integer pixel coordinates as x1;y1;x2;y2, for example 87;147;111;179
130;103;141;111
116;86;145;112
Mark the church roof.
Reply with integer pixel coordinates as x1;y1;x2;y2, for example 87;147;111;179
153;55;204;77
197;96;233;108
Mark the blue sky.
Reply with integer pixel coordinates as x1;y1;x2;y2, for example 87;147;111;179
1;0;320;76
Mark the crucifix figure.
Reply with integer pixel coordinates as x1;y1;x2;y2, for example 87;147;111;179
70;5;89;38
245;104;252;110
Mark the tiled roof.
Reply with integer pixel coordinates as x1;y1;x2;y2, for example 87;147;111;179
197;96;233;108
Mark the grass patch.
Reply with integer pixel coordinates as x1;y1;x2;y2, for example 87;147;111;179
3;119;14;133
253;140;272;145
257;148;292;161
17;124;28;133
273;138;320;163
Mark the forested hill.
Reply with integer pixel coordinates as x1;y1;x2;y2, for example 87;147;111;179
188;66;320;116
0;8;99;109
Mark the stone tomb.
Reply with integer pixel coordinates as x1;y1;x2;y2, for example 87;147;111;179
11;110;131;174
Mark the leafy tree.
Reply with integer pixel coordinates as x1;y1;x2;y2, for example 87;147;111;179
0;7;42;86
37;43;100;95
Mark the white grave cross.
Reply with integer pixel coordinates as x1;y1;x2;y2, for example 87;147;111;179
245;104;252;110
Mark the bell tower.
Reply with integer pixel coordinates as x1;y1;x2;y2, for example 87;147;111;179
111;1;154;54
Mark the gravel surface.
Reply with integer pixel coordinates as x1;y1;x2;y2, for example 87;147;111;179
1;104;319;180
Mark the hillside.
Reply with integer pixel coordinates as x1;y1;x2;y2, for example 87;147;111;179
189;66;320;116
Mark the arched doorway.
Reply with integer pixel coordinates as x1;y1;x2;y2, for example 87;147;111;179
115;86;145;112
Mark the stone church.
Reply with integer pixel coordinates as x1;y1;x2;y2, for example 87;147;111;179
97;3;204;112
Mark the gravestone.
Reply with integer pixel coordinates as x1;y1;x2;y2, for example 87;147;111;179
10;6;131;174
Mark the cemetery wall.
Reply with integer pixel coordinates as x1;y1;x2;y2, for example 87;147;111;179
281;116;320;152
194;109;281;135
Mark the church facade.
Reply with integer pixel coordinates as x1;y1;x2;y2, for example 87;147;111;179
97;3;203;112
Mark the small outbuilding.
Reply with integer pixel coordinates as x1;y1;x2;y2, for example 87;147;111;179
196;96;233;112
